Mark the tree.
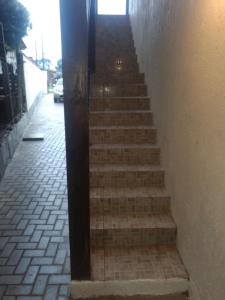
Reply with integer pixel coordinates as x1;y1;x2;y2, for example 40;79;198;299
0;0;30;50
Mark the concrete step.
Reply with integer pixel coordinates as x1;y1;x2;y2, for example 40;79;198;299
90;187;170;215
90;126;157;145
91;213;176;247
90;165;164;188
90;144;159;165
90;97;150;112
91;83;147;97
89;111;153;126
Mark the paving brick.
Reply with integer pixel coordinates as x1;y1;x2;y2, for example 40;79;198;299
59;285;69;296
0;285;6;297
51;236;64;243
33;205;44;215
38;236;50;249
24;225;35;236
0;238;9;250
45;243;58;257
63;257;71;274
0;275;22;284
1;243;16;257
7;249;23;266
55;220;64;231
40;265;63;274
17;219;29;230
49;275;70;285
47;214;57;225
31;257;53;265
17;297;42;300
15;258;31;274
6;285;32;295
44;230;62;236
0;258;7;265
32;275;48;295
24;250;46;258
23;266;39;284
44;285;58;300
30;230;42;243
9;236;30;243
17;243;38;250
0;266;15;275
55;249;67;265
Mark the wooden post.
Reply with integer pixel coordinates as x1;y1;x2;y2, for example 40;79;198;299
60;0;91;280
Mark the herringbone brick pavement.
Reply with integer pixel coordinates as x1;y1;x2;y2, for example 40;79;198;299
0;95;71;299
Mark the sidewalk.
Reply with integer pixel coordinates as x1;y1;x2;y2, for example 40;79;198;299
0;94;71;299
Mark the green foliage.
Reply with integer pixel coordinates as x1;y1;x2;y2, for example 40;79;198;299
0;0;30;50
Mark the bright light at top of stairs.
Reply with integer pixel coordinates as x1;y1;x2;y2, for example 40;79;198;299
98;0;127;15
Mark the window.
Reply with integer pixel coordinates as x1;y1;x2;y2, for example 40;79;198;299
98;0;127;15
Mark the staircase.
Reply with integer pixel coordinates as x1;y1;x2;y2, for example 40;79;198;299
71;15;189;300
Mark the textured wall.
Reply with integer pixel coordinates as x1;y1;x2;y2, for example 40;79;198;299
23;56;47;110
129;1;225;299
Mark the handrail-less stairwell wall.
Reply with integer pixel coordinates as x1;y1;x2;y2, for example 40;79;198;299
129;1;225;299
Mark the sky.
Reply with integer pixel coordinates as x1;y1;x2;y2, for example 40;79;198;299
19;0;62;68
98;0;126;15
19;0;126;68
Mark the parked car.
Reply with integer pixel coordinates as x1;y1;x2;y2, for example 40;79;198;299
53;78;64;102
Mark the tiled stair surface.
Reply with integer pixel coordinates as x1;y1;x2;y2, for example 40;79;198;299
87;14;188;298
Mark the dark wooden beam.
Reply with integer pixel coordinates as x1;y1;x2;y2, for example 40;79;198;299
60;0;91;280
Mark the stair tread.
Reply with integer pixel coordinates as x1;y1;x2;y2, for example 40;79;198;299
91;164;162;172
90;144;159;150
91;187;169;198
90;126;155;129
90;110;152;114
91;96;150;99
91;213;176;230
91;244;188;281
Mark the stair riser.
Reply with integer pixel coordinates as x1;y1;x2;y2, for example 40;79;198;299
96;65;139;74
91;228;176;247
90;148;160;165
90;99;150;111
90;128;157;145
96;55;137;65
90;170;164;188
91;197;170;215
91;74;145;84
90;112;153;126
91;85;147;98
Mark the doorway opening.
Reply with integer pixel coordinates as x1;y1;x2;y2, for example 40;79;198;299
97;0;127;15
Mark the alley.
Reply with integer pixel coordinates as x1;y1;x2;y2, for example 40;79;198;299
0;94;70;299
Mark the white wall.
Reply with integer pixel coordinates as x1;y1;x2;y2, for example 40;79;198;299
129;1;225;299
23;56;47;110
